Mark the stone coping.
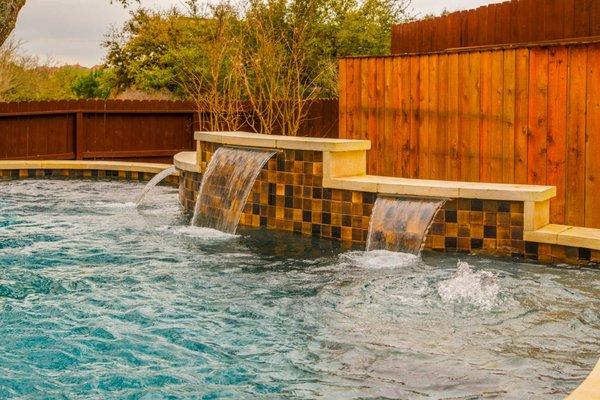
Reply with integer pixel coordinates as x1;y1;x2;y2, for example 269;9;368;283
567;359;600;400
0;160;176;175
328;175;556;202
195;131;372;152
174;151;200;173
525;224;600;251
192;132;555;202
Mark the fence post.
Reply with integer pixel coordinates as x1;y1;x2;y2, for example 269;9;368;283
75;112;85;160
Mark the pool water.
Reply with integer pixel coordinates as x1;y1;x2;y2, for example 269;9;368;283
0;179;598;399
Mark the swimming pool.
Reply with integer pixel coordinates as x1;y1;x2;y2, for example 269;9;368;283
0;179;598;399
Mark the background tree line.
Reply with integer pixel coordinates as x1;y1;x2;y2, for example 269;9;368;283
1;0;412;134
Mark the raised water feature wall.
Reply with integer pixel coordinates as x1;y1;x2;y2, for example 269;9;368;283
180;143;524;253
176;134;600;264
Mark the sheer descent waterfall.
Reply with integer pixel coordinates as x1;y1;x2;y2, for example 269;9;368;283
191;147;276;234
367;196;447;254
135;166;177;206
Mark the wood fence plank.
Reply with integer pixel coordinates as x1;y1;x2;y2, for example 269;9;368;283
585;44;600;227
436;54;449;180
409;56;420;178
547;46;568;224
346;58;356;139
391;57;401;175
400;57;412;177
573;0;591;37
418;55;430;178
338;59;347;138
490;49;504;182
514;48;530;184
527;48;549;185
565;46;588;226
383;57;394;176
447;53;460;181
376;59;386;175
360;59;369;142
502;49;516;184
367;58;378;174
428;54;441;179
479;51;493;182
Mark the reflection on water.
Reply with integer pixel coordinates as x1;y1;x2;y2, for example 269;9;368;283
0;179;598;399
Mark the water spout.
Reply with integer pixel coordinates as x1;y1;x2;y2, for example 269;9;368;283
191;146;276;234
367;196;446;254
135;166;178;207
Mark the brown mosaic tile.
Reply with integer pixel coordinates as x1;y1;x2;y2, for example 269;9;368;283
176;141;600;266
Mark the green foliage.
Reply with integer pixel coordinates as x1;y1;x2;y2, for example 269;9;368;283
104;8;228;97
104;0;412;99
0;49;91;102
72;69;114;99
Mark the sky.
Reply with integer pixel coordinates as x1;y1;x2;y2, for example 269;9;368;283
11;0;500;67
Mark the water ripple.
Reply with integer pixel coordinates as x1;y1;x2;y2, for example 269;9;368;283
0;180;597;399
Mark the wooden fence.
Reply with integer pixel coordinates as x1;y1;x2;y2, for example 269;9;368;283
339;41;600;229
0;99;339;164
392;0;600;54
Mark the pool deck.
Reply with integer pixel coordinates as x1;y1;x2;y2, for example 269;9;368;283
0;160;176;174
567;359;600;400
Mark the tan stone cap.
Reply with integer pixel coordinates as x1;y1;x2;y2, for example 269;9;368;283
567;358;600;400
328;175;556;202
195;131;371;152
174;151;201;173
524;224;600;251
0;160;175;174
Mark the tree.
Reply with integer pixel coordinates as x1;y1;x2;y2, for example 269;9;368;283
0;0;26;46
72;69;113;99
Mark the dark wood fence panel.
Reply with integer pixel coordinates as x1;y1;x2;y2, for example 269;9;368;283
392;0;600;54
339;42;600;229
0;99;339;164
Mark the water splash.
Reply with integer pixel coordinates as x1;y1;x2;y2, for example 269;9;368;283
367;196;446;254
172;226;239;240
437;261;500;310
341;250;421;269
191;147;276;233
135;166;177;206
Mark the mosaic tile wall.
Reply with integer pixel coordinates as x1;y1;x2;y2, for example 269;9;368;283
178;142;600;266
0;168;178;186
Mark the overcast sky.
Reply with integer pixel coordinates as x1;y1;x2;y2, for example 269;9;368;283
11;0;500;67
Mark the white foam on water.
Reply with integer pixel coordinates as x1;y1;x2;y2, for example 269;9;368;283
172;226;239;240
341;250;421;269
94;202;137;209
437;261;500;310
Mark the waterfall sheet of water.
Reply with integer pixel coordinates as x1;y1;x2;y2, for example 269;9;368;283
135;166;178;206
191;146;276;234
367;196;447;254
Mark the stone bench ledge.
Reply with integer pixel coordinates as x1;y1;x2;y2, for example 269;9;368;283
174;151;200;173
195;131;371;152
0;160;175;174
525;224;600;251
328;175;556;202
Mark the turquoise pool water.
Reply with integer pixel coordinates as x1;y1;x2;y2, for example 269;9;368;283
0;179;598;399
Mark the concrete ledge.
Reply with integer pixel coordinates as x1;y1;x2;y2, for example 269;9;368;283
329;175;556;202
174;152;201;173
0;160;176;175
195;131;371;152
567;359;600;400
525;224;600;251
